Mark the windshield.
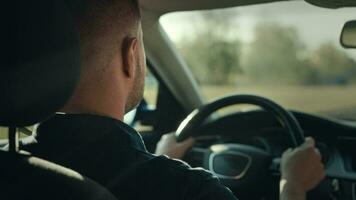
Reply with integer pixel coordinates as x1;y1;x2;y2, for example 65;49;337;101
160;1;356;121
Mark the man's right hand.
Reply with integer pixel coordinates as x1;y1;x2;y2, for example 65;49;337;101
280;137;325;200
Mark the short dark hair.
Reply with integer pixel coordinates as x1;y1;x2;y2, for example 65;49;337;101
76;0;142;44
67;0;140;21
69;0;142;72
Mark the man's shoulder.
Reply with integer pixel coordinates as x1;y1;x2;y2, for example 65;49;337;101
146;155;217;181
115;153;237;200
132;149;216;181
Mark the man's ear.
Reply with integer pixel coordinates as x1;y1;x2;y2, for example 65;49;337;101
121;37;138;78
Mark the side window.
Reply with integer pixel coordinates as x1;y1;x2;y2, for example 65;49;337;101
0;127;33;148
0;127;7;148
0;127;6;140
124;68;159;132
144;69;159;108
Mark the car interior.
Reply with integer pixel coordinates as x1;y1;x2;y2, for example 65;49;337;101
1;0;356;200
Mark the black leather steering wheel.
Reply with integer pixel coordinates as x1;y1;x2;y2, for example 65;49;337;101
175;94;306;199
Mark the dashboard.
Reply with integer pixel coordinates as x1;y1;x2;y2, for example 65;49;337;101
188;110;356;200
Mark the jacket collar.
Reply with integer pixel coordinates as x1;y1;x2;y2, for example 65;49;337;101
34;113;147;152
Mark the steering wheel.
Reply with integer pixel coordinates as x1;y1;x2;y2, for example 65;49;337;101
175;94;305;199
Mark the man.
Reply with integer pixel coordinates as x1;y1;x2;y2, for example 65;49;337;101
25;0;324;199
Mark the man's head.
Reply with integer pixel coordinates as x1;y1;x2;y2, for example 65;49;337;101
61;0;146;120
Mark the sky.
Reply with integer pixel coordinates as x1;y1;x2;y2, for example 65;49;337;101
160;1;356;56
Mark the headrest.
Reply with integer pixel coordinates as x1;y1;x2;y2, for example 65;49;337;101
0;150;117;200
0;0;81;127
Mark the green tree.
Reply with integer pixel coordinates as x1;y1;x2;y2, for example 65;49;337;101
177;10;242;85
241;22;313;85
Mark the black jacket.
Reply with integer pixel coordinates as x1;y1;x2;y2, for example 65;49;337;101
24;114;237;200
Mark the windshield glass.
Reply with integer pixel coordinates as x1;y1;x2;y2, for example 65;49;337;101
160;1;356;121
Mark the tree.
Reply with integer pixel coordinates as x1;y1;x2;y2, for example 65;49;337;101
176;17;356;86
309;43;356;85
241;22;313;85
177;10;242;85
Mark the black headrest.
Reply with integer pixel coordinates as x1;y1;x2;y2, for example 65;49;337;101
0;150;117;200
0;2;118;200
0;0;81;127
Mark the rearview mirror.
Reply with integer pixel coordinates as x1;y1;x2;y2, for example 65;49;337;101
340;20;356;49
